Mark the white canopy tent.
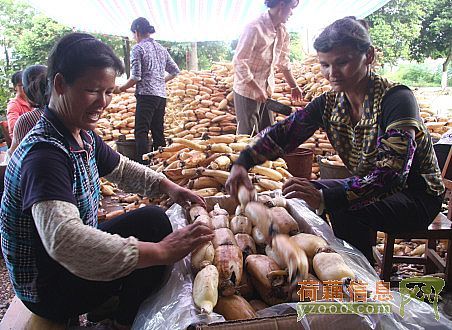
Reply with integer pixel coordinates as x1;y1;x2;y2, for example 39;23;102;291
26;0;391;43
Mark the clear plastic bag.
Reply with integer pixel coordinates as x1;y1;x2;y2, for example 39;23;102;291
132;204;225;330
133;198;452;329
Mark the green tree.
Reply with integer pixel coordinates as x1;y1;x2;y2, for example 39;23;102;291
367;0;429;65
0;0;34;69
0;0;35;113
159;41;190;70
197;41;233;69
15;15;71;66
410;0;452;87
160;41;233;70
0;0;127;114
289;32;304;62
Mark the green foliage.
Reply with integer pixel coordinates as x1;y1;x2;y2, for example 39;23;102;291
95;34;129;66
159;41;190;70
367;0;429;64
410;0;452;62
15;15;71;67
379;61;451;87
197;41;233;69
289;32;304;62
160;41;233;70
368;0;451;83
0;0;126;114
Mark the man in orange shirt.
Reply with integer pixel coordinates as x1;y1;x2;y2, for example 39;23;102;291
233;0;302;135
7;71;32;139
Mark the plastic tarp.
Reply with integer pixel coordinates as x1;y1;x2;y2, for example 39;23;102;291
26;0;391;42
133;196;452;330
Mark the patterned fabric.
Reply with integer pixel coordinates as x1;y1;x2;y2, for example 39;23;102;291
130;37;180;98
0;112;100;302
236;74;444;211
233;11;291;100
12;108;44;143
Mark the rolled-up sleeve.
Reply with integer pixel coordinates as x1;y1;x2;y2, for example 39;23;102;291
104;155;166;198
233;25;258;85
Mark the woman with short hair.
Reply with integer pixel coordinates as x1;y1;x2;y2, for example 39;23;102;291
0;32;213;328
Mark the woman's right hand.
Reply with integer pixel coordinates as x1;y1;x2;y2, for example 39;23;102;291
225;164;254;201
255;86;268;103
157;222;214;264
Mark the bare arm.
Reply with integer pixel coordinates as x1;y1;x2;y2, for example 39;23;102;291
115;78;138;93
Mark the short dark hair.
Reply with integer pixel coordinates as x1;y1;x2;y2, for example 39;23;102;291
11;71;23;87
265;0;299;8
314;16;371;53
47;32;124;91
131;17;155;35
22;65;48;108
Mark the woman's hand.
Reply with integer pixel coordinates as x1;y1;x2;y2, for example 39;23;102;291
143;222;214;266
159;178;206;209
282;177;321;209
168;185;206;209
291;86;303;101
112;85;122;94
255;86;268;103
225;164;253;201
159;223;214;264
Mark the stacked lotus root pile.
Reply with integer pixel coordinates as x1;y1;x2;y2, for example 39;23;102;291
164;63;237;139
95;93;136;146
190;191;355;320
142;135;292;198
413;90;452;141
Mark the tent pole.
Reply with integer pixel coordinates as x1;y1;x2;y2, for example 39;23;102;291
123;37;131;78
188;42;198;71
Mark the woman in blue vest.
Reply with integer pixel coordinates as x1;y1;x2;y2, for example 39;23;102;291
0;32;213;328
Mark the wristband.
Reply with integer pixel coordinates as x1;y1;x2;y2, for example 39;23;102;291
291;86;299;90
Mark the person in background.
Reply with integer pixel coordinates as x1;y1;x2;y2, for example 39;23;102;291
8;65;48;157
233;0;302;135
115;17;180;163
226;17;444;263
6;70;33;139
0;32;213;329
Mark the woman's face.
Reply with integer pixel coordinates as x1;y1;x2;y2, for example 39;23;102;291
278;0;298;23
132;30;139;42
318;46;371;93
57;67;116;132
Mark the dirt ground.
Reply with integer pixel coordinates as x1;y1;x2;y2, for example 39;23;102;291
0;257;15;321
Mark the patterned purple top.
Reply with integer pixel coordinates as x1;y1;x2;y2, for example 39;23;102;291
236;75;444;212
130;38;180;98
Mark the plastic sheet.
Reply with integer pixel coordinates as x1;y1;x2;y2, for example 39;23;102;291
133;196;452;329
133;204;225;330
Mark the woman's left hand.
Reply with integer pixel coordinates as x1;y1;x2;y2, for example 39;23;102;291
168;186;206;209
291;86;303;102
282;177;321;209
